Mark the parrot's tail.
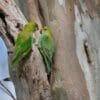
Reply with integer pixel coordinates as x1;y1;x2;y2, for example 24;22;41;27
10;57;20;69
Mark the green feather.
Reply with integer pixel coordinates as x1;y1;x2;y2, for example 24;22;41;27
11;22;38;68
38;26;55;74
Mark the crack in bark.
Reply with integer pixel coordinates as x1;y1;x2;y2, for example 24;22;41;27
15;22;23;31
84;40;92;64
0;9;15;45
37;0;46;26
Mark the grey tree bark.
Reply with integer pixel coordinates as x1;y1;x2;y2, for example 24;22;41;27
0;0;51;100
75;0;100;100
0;0;100;100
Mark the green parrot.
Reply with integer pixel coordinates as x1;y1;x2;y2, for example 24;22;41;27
38;26;55;75
11;22;38;68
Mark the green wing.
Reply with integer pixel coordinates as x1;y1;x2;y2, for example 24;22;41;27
38;35;55;74
11;33;34;68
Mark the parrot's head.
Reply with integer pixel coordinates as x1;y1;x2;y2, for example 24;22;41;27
40;26;52;37
24;22;39;32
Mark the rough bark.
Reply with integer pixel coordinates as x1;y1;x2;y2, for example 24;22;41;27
19;0;90;99
0;0;51;100
1;0;100;100
37;0;89;100
75;0;100;100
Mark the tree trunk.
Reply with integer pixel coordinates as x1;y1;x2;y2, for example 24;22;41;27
0;0;51;100
0;0;100;100
75;0;100;100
